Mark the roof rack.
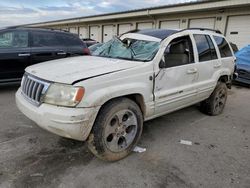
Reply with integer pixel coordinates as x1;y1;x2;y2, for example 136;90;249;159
3;26;70;33
181;28;222;34
119;29;140;36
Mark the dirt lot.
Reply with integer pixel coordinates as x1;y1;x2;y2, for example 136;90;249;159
0;85;249;188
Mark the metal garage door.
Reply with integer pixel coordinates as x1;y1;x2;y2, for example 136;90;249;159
69;27;78;34
160;20;180;29
103;25;115;42
226;15;250;49
90;26;100;42
118;24;132;35
79;27;88;39
137;22;153;30
189;18;215;29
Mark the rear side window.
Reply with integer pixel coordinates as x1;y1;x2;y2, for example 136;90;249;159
0;31;28;48
57;34;85;47
32;31;60;47
213;36;232;58
194;34;218;62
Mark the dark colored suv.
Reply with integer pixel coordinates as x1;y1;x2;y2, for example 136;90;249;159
0;27;90;85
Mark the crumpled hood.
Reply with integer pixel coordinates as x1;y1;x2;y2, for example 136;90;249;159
25;56;143;84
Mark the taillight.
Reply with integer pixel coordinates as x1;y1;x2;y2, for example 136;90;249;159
83;48;91;55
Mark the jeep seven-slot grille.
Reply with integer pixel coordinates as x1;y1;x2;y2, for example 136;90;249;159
21;75;49;105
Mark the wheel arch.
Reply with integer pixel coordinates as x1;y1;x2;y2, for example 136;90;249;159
218;74;232;89
96;93;146;119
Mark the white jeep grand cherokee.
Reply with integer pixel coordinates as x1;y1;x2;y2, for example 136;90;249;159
16;29;236;161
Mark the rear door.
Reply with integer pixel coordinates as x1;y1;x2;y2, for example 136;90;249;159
213;35;235;76
59;34;87;56
30;31;67;65
192;34;219;100
0;30;30;81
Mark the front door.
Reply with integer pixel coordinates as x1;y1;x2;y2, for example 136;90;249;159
154;35;198;116
0;30;30;81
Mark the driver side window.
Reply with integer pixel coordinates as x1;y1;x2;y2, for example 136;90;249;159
163;35;194;68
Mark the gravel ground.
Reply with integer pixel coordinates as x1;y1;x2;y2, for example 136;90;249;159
0;85;249;188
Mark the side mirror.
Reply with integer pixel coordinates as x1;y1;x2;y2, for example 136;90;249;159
159;59;166;69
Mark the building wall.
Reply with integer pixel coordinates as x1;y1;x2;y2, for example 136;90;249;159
32;4;250;49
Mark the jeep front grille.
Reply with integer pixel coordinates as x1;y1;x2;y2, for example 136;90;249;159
21;74;50;105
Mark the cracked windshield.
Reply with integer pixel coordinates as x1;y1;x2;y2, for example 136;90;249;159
92;36;160;61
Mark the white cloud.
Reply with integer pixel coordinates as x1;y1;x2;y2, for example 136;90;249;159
0;4;100;27
0;0;197;27
98;1;111;8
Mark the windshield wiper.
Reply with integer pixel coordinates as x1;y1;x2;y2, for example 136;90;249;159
116;57;143;62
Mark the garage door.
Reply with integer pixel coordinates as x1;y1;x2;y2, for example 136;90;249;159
160;20;180;29
90;26;100;42
226;15;250;49
118;24;132;35
69;27;78;34
137;22;153;30
103;25;115;42
189;18;215;29
79;27;88;39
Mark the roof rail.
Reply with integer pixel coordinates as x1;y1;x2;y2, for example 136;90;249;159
119;29;140;36
181;28;222;34
3;26;70;33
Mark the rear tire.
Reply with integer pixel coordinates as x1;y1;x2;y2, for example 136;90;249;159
200;82;228;116
87;98;143;161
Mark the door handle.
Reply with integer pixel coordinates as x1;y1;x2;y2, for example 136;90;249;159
57;52;66;55
18;53;30;57
187;68;197;74
214;62;222;68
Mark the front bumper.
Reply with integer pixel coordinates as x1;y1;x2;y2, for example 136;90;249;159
16;88;99;141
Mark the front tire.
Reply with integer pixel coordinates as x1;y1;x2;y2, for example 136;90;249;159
200;82;228;116
87;98;143;161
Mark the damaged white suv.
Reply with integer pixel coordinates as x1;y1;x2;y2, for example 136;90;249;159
16;29;235;161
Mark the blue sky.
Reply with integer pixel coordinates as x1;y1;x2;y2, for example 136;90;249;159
0;0;195;27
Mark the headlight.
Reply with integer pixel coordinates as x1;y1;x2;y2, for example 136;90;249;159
43;83;85;107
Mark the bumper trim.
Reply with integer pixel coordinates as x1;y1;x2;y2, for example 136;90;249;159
51;118;86;124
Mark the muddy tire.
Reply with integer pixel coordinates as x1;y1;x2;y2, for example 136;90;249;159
87;98;143;161
200;82;228;116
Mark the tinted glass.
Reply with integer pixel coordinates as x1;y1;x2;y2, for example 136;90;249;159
206;35;218;60
0;31;28;48
213;36;232;58
194;34;213;62
58;34;84;46
32;31;60;47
